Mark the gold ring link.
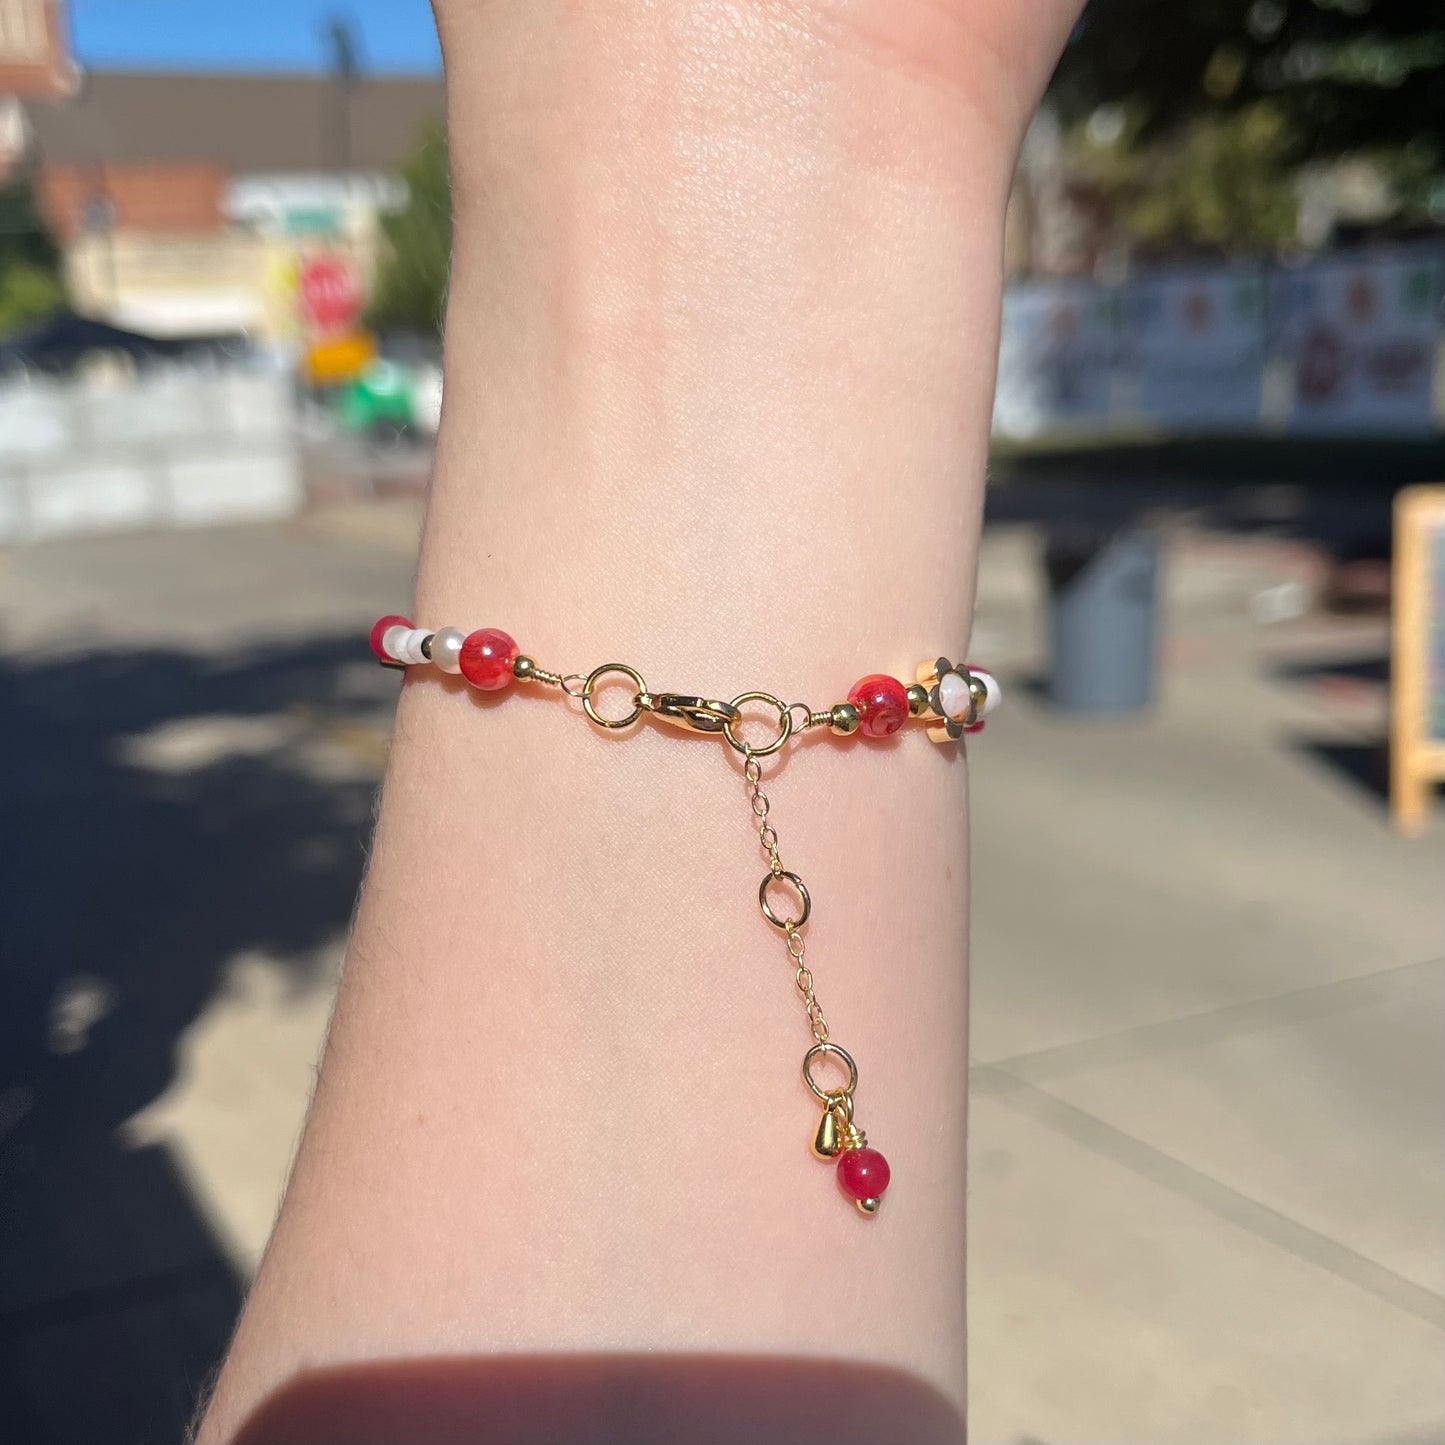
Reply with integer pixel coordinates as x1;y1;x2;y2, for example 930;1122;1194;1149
581;663;648;729
759;870;811;930
723;692;793;758
802;1042;857;1102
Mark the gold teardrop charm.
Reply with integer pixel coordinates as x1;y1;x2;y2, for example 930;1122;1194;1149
812;1103;843;1159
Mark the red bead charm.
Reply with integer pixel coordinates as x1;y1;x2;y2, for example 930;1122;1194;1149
370;614;411;661
847;674;909;738
458;629;520;690
837;1145;891;1203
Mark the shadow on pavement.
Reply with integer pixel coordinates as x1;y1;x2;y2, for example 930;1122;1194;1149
0;635;389;1445
1269;649;1392;806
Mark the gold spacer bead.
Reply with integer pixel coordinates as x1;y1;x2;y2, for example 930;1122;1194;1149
829;702;860;736
512;655;537;681
968;672;988;718
855;1196;882;1215
906;683;931;717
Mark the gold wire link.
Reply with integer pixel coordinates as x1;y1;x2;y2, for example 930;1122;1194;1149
787;702;820;733
743;747;829;1044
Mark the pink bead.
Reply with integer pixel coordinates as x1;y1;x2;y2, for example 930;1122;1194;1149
458;628;519;690
370;614;411;660
847;674;909;738
837;1145;891;1201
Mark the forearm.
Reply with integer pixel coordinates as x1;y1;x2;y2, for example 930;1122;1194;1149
203;1;1073;1437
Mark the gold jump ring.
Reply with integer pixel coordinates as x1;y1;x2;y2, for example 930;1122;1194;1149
802;1041;858;1102
581;663;647;729
724;691;793;758
759;870;811;930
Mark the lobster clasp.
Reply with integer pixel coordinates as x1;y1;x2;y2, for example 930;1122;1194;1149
639;692;741;736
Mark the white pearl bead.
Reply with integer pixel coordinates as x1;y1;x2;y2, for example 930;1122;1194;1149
381;625;410;661
429;626;466;672
937;670;971;721
400;628;431;664
973;668;1001;717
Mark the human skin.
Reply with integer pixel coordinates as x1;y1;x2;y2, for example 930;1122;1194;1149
200;1;1081;1439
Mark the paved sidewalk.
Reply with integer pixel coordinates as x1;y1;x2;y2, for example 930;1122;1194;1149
0;503;1438;1443
966;531;1442;1442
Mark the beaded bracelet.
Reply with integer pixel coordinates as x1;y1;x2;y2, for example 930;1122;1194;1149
371;615;1001;1215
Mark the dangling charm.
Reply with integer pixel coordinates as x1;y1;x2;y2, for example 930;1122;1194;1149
836;1134;892;1214
812;1097;845;1159
803;1043;891;1216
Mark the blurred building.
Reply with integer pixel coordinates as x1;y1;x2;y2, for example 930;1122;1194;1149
0;8;441;340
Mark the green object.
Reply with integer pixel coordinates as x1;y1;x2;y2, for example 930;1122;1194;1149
336;361;417;433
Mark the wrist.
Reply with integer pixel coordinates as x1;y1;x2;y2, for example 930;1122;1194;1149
419;2;1031;684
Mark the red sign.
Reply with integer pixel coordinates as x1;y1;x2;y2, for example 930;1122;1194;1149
299;254;361;334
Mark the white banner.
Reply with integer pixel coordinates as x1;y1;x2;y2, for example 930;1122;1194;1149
1275;243;1443;435
993;280;1114;438
1120;266;1267;427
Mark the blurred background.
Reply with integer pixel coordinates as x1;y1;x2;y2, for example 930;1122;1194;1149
0;1;1440;1441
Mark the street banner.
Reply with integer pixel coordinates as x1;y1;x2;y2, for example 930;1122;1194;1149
1120;265;1266;428
1275;243;1443;435
993;279;1115;438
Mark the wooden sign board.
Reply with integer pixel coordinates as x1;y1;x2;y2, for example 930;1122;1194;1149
1390;485;1445;833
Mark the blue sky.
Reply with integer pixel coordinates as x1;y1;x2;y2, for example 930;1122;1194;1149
69;0;441;73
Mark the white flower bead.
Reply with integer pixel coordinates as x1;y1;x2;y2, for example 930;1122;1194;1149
429;626;466;673
937;670;972;721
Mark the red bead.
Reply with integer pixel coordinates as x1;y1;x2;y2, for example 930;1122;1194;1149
370;614;411;660
458;628;519;690
837;1146;891;1201
847;674;909;738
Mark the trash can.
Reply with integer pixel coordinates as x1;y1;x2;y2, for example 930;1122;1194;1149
1045;526;1162;713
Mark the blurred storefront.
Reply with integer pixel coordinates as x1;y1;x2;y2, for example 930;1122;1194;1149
4;51;440;343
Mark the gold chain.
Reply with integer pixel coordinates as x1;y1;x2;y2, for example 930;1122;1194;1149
744;748;829;1044
418;644;927;1213
379;621;1001;1214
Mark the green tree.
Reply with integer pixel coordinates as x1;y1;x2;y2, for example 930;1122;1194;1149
1050;0;1444;243
1075;102;1302;254
368;121;451;334
1052;0;1442;160
0;178;65;336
